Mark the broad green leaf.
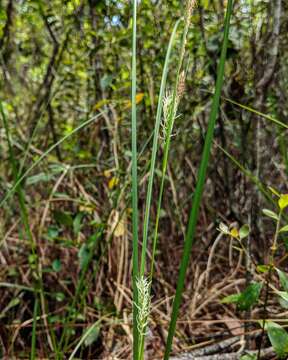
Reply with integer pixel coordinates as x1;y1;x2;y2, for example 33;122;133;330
239;224;250;239
237;282;262;311
279;194;288;211
266;321;288;358
262;209;279;221
276;269;288;292
279;225;288;233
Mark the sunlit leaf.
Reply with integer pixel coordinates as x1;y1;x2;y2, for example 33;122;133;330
262;209;279;221
239;224;250;239
268;186;280;197
230;227;239;238
279;225;288;233
108;177;119;190
257;264;270;273
279;194;288;211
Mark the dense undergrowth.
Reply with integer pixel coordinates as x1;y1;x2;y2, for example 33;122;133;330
1;0;288;359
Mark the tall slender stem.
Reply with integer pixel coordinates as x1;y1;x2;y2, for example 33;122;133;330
131;0;140;358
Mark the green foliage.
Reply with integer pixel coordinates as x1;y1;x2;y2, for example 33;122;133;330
262;209;279;221
54;210;73;227
277;269;288;292
221;282;262;311
279;194;288;211
221;293;241;304
237;283;262;311
266;322;288;358
83;325;100;347
279;224;288;233
52;259;62;273
239;224;250;239
240;355;257;360
0;0;288;358
256;265;270;273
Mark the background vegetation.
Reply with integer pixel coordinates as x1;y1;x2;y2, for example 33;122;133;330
0;0;288;358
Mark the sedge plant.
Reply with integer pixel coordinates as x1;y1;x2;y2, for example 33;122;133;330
130;1;196;358
149;0;196;284
164;0;234;358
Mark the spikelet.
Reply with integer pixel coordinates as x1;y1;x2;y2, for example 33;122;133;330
177;71;186;100
161;92;179;141
186;0;197;21
135;276;151;336
184;0;197;32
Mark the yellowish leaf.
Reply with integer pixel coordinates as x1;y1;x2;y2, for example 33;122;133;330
126;208;132;215
79;205;94;214
108;210;125;238
103;169;112;178
123;93;145;109
114;217;125;237
230;228;239;238
279;194;288;210
268;186;280;197
135;93;144;104
108;177;119;190
93;99;109;110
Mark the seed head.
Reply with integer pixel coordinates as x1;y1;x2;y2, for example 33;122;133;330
185;0;197;26
135;276;151;336
177;71;186;99
161;92;179;141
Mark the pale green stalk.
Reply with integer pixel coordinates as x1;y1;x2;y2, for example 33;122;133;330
131;0;140;358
